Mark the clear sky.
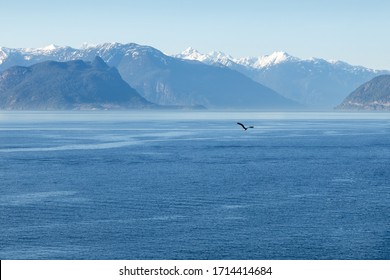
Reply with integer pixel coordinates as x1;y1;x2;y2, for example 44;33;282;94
1;0;389;70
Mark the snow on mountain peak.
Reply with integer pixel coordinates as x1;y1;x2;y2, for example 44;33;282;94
83;42;129;50
208;50;234;61
259;51;292;66
177;47;208;62
20;44;70;56
182;47;198;55
176;48;296;69
0;48;8;64
238;51;296;69
39;44;60;52
176;48;236;67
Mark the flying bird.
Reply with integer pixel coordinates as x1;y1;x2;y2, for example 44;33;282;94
237;122;254;130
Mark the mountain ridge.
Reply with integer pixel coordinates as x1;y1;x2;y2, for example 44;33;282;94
0;43;298;110
4;42;388;109
174;47;389;108
175;48;299;69
0;57;153;110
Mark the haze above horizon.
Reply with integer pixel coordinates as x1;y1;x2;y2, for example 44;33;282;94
1;0;390;70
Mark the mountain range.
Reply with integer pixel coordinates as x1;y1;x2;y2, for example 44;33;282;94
1;42;389;110
0;43;297;110
175;48;389;109
0;57;151;110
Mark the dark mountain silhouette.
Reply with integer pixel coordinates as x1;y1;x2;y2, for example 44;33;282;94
336;75;390;111
0;57;152;110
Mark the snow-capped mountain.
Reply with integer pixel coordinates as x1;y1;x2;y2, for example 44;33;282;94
0;43;298;109
175;48;389;108
2;42;387;109
237;51;298;69
0;45;78;67
0;43;167;69
177;47;237;67
175;48;297;69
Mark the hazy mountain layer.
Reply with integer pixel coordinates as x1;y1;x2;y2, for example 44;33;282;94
176;48;389;109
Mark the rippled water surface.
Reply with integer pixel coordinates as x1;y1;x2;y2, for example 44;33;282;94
0;111;389;259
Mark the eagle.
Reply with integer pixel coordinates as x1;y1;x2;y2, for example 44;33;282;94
237;122;254;130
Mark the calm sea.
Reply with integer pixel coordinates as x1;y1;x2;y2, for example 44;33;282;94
0;111;389;259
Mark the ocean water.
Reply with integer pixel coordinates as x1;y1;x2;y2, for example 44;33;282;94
0;111;389;260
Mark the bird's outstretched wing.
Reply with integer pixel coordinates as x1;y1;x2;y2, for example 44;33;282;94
248;126;254;129
237;122;246;130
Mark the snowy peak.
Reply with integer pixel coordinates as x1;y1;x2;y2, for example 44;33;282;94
177;47;208;61
0;42;169;68
40;44;60;51
92;42;167;59
176;48;296;69
208;50;235;66
180;47;203;59
175;47;235;67
23;44;73;55
255;51;296;68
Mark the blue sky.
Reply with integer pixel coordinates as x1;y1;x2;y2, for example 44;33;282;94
1;0;390;69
